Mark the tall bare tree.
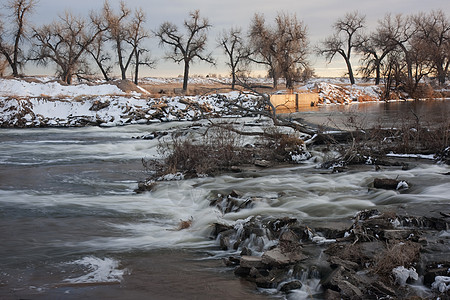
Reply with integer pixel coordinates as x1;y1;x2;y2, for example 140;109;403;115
412;10;450;85
249;12;309;89
156;10;215;92
217;27;248;90
103;1;152;83
103;0;132;80
318;11;365;84
377;14;416;86
0;0;36;77
126;7;154;85
31;11;105;84
248;13;279;88
357;29;396;84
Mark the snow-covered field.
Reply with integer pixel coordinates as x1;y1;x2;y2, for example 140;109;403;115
0;77;384;127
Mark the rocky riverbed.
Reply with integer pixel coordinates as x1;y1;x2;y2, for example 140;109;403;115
209;189;449;299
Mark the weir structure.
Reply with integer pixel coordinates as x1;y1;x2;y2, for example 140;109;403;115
270;91;319;113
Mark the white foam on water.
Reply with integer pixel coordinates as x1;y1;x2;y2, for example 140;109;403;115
63;256;126;284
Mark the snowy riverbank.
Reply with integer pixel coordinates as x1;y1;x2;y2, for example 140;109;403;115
0;77;387;128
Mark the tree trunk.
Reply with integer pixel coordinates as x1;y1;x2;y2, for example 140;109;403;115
134;50;139;85
2;51;18;77
182;61;190;92
116;40;127;80
231;67;236;90
11;62;19;77
375;62;381;85
345;58;355;85
436;64;446;85
63;69;73;85
94;58;110;81
285;75;293;89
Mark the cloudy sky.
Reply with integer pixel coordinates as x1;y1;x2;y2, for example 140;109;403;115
28;0;449;78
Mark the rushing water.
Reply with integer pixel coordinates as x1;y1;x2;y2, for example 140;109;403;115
0;101;449;299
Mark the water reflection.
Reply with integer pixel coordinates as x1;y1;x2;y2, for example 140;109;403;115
285;99;450;130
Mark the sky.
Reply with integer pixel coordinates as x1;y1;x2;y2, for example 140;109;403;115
22;0;450;78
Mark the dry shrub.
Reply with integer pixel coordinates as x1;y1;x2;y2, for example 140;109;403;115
262;128;306;162
157;126;252;177
373;241;421;276
410;83;435;100
332;108;450;165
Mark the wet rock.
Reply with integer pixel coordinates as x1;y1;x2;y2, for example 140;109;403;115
209;190;254;214
240;256;265;269
211;223;233;237
134;131;168;140
370;281;397;297
338;280;363;299
279;280;302;293
328;256;359;271
268;217;298;232
261;245;307;266
135;180;156;193
222;256;240;267
373;178;408;190
323;289;341;300
254;159;271;167
424;263;450;286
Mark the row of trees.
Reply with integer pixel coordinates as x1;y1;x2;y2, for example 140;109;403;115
1;0;449;94
319;10;450;97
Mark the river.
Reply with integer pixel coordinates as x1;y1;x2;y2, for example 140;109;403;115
0;101;449;299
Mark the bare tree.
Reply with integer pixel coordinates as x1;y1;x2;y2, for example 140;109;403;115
249;12;309;89
86;31;112;81
377;14;416;86
274;12;309;89
357;29;396;84
318;11;365;84
156;10;215;92
412;10;450;85
0;0;36;77
217;27;248;89
31;11;104;84
248;13;280;88
126;7;154;85
103;0;133;80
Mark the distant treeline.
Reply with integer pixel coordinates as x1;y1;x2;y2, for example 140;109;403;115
0;0;448;96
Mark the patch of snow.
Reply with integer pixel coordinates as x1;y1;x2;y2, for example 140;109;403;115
0;78;125;97
432;276;450;293
158;172;185;181
392;266;419;286
312;236;336;244
396;181;409;190
386;153;436;160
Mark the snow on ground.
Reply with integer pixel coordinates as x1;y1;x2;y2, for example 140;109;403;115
0;78;263;127
0;77;385;128
0;78;125;98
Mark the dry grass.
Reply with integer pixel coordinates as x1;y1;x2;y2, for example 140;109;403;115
373;241;421;276
139;82;235;98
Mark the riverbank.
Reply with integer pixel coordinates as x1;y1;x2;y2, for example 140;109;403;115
4;76;448;128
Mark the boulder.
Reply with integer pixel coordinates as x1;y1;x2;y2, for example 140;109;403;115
262;246;307;266
373;178;408;190
240;256;265;269
279;280;303;293
254;159;271;168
